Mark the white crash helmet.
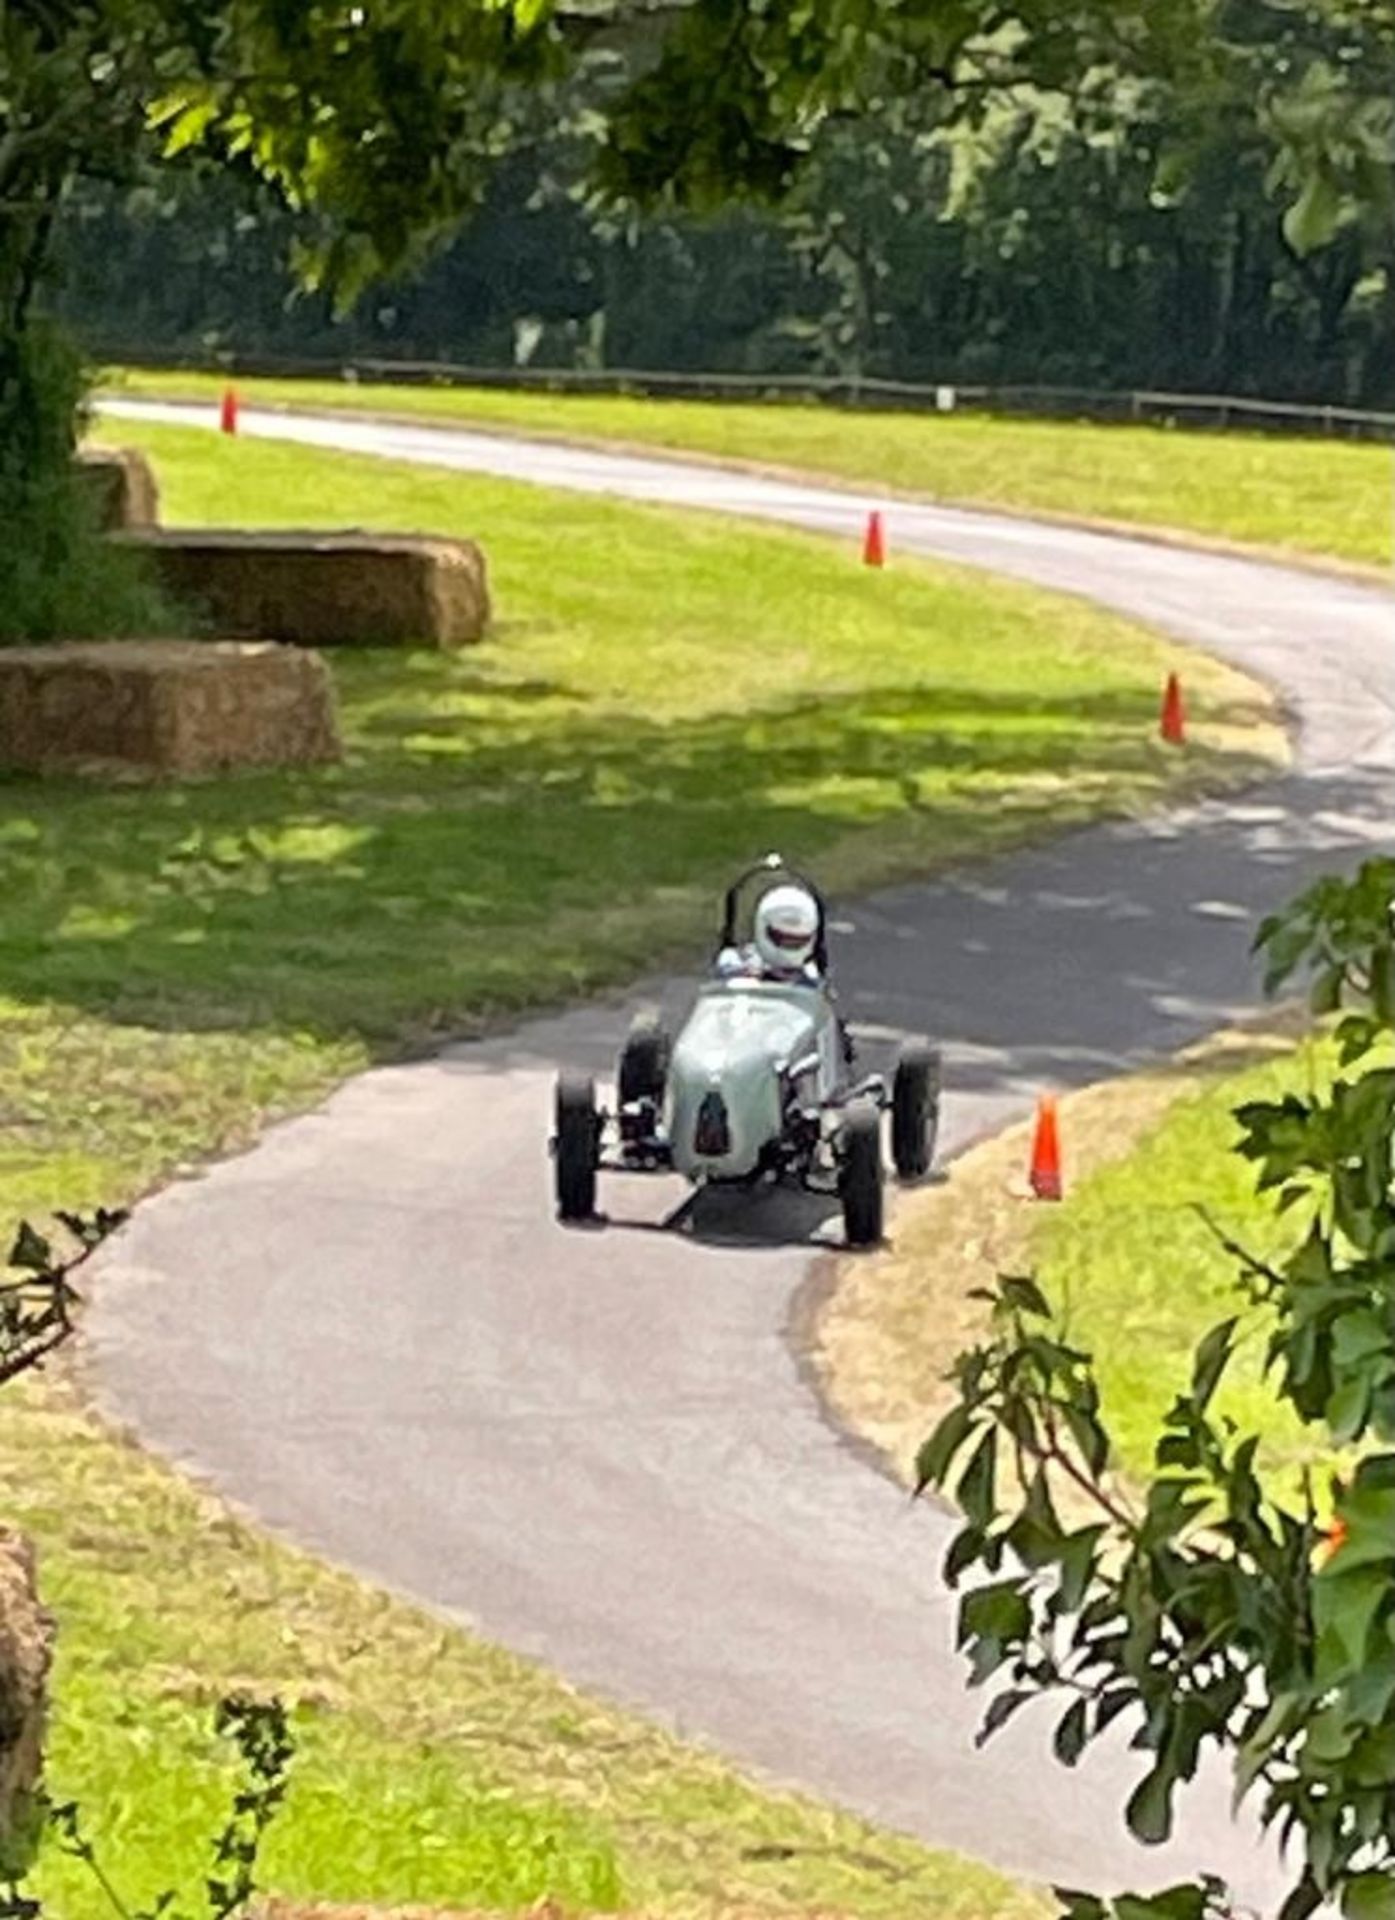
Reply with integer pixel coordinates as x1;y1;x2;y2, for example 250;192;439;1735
753;883;821;972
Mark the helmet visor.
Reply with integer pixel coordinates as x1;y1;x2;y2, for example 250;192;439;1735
767;922;814;951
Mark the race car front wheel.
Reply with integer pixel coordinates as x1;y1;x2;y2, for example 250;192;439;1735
892;1040;942;1181
618;1010;670;1107
840;1099;884;1249
555;1073;599;1222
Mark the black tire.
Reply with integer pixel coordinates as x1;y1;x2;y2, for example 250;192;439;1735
618;1011;670;1107
840;1099;884;1249
892;1040;942;1182
555;1073;598;1222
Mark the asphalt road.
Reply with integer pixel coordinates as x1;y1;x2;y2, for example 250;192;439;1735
92;398;1395;1907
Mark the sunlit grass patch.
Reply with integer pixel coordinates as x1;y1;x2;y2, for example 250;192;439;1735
112;370;1395;571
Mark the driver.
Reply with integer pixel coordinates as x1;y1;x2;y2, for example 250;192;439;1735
718;883;822;984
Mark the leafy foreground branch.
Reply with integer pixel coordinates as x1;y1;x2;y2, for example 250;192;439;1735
3;1695;293;1920
918;856;1395;1920
0;1217;294;1920
0;1212;126;1391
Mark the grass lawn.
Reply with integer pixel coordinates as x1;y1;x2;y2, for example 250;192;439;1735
13;1367;1039;1920
60;417;1283;1048
110;368;1395;573
2;420;1280;1917
817;1017;1337;1499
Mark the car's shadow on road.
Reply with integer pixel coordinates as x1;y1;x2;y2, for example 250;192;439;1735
600;1168;947;1253
597;1181;837;1251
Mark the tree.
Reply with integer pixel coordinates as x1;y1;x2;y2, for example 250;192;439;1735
5;0;1392;637
8;0;1391;346
0;0;558;634
60;51;1395;403
918;856;1395;1920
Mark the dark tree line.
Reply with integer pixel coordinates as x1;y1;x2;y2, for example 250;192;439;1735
56;77;1394;405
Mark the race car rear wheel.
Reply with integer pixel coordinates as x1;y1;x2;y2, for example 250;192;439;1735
840;1099;884;1249
892;1040;942;1181
555;1073;599;1222
618;1010;670;1107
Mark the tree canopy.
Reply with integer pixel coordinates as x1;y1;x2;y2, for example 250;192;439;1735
3;0;1392;634
58;42;1395;405
920;861;1395;1920
5;0;1393;342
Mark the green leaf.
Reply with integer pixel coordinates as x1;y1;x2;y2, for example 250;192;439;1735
1117;1889;1211;1920
1329;1474;1395;1574
1062;1402;1110;1479
915;1403;974;1494
956;1426;998;1531
1349;1724;1395;1788
1056;1525;1105;1612
1343;1875;1395;1920
8;1222;51;1275
1095;1687;1136;1736
1325;1372;1373;1445
944;1526;987;1584
960;1578;1032;1648
1007;1468;1067;1571
1190;1318;1237;1408
1370;947;1395;1024
1055;1892;1108;1920
1332;1309;1392;1370
1234;1694;1298;1811
1053;1698;1089;1767
1302;1702;1359;1765
1141;1477;1209;1544
1125;1764;1176;1845
1347;1657;1395;1725
1312;1574;1389;1681
978;1687;1033;1744
1311;963;1346;1015
1279;1874;1324;1920
157;94;219;158
998;1274;1051;1319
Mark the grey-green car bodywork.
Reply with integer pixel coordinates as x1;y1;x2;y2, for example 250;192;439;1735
666;974;847;1182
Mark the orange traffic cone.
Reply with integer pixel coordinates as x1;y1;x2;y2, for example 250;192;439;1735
219;386;239;436
863;510;886;568
1160;672;1185;745
1029;1095;1063;1201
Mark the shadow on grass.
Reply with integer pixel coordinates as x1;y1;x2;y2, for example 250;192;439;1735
0;648;1296;1065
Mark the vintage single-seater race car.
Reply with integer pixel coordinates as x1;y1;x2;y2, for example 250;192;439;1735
551;857;941;1247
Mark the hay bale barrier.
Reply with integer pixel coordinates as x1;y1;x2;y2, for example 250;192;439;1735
76;445;161;531
0;1528;51;1874
0;640;342;778
117;529;491;647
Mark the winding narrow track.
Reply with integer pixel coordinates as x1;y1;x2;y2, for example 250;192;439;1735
92;399;1395;1907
